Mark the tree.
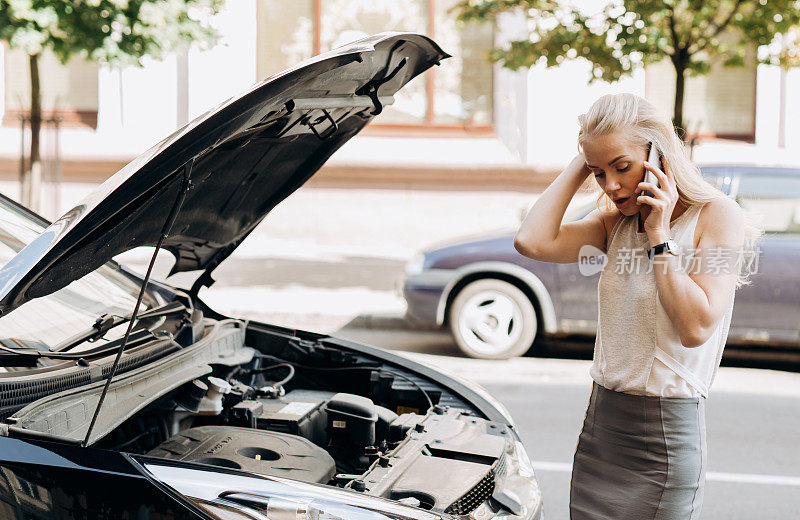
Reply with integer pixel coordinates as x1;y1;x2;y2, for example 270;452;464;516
454;0;800;136
0;0;224;210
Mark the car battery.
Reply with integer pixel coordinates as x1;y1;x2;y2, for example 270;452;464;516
256;389;333;446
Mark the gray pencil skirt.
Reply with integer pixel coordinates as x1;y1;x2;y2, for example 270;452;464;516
569;382;707;520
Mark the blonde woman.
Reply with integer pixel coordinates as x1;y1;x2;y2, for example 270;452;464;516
514;94;760;519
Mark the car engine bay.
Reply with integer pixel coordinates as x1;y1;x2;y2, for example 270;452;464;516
1;301;521;516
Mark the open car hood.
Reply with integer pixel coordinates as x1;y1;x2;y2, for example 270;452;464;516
0;33;447;315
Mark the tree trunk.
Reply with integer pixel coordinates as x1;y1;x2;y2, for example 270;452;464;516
671;50;688;140
22;53;42;211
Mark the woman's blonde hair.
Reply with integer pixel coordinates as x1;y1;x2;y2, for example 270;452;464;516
577;93;762;288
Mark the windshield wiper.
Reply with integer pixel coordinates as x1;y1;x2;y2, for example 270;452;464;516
0;329;162;367
0;338;52;367
53;314;129;352
53;300;187;353
0;300;189;368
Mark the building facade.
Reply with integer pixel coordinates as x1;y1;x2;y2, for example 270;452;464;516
1;0;799;204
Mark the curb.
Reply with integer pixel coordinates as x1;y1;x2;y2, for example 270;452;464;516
342;313;437;331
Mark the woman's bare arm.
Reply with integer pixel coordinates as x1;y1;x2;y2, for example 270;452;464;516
635;160;744;347
653;198;744;347
514;155;608;263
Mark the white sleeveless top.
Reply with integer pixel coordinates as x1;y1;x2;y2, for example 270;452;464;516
590;203;734;398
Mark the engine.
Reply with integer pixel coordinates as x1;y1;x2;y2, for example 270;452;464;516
92;321;513;515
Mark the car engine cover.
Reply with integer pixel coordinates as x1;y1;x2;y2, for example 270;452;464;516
148;426;336;484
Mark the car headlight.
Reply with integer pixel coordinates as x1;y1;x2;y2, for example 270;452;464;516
404;254;426;276
138;460;446;520
484;440;542;520
137;446;542;520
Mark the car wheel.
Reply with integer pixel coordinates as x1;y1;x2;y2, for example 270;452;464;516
448;279;537;360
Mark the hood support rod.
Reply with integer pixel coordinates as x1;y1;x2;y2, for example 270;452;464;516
82;161;194;447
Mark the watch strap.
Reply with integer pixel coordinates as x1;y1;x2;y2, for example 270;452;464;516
648;240;675;260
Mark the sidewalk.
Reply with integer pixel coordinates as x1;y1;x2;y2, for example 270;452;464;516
202;186;596;331
0;175;597;333
0;181;550;252
42;182;591;332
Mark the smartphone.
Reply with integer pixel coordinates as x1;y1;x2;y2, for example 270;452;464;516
642;141;661;198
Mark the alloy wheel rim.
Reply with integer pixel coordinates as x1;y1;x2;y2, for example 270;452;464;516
457;289;524;356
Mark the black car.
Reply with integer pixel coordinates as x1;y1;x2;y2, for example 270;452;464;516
0;33;542;520
403;165;800;359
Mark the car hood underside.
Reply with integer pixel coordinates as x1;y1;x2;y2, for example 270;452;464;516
0;32;447;316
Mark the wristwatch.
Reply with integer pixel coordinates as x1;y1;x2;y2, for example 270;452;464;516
648;239;681;260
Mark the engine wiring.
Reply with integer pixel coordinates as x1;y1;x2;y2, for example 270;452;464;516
252;352;434;411
245;362;296;386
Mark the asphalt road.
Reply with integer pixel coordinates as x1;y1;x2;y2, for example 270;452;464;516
488;381;800;519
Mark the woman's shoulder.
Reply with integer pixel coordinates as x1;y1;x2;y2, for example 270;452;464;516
596;206;624;225
694;197;743;248
696;197;742;223
594;207;624;249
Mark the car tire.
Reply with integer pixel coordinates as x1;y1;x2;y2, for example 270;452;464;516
448;278;537;360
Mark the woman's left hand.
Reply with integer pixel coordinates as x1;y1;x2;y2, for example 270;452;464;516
635;158;679;243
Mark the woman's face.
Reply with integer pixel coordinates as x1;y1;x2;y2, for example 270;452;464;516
582;131;647;216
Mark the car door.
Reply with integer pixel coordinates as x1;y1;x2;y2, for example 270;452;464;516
553;204;602;335
727;171;800;344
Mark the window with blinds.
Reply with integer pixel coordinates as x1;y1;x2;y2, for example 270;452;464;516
255;0;493;129
645;55;756;141
3;47;99;128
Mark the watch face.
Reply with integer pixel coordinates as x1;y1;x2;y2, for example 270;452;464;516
666;239;681;255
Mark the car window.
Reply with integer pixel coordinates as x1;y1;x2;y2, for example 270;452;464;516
564;196;597;221
735;174;800;234
702;173;723;190
0;199;162;351
519;195;596;224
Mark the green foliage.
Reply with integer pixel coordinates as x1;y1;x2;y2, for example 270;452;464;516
0;0;226;209
453;0;800;82
0;0;224;66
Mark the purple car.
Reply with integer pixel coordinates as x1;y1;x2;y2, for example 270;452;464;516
403;165;800;359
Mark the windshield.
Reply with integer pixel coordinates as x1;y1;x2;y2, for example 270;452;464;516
0;198;163;350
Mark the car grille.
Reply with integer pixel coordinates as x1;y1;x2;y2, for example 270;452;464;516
494;450;508;477
444;452;507;515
